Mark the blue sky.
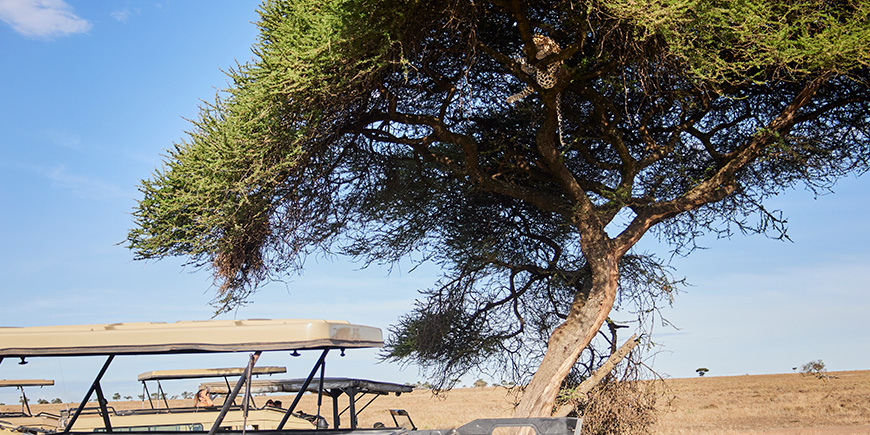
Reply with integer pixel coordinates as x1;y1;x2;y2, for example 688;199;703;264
1;0;868;405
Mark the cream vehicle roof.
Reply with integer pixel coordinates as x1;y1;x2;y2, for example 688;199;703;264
0;319;383;357
138;366;286;381
200;378;413;395
0;379;54;387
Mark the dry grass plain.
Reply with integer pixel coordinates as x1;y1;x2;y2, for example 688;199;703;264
6;370;870;434
653;370;870;434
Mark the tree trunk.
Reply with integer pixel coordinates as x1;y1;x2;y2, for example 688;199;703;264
512;251;620;418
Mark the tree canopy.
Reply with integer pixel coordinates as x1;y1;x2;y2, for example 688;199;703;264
128;0;870;417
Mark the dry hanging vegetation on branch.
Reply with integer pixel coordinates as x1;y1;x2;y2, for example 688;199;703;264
128;0;870;421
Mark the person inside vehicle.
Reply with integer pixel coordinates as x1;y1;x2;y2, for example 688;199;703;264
194;387;214;407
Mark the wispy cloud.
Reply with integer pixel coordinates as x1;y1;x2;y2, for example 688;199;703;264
44;128;84;151
110;8;130;23
0;0;91;39
43;164;129;200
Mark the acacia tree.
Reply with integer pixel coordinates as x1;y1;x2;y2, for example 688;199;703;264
128;0;870;418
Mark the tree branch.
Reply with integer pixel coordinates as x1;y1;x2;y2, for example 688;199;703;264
614;74;833;255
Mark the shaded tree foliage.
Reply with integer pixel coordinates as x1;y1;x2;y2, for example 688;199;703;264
128;0;870;417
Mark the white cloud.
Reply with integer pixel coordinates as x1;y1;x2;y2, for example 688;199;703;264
110;9;130;23
0;0;91;38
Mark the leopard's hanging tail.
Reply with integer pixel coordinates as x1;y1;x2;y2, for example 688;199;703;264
555;91;564;148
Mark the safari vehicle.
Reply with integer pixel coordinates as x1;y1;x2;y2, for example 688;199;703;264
137;366;288;410
199;377;414;430
0;379;61;431
67;366;316;432
0;319;582;435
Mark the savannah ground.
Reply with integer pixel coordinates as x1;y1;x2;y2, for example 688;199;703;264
6;370;870;434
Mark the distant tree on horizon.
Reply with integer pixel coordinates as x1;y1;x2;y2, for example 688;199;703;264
800;359;834;380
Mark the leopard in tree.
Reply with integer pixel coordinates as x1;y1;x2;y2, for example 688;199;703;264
506;34;566;146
